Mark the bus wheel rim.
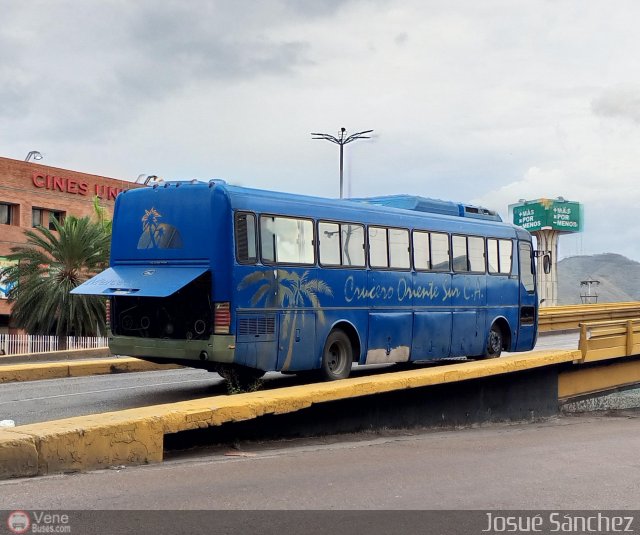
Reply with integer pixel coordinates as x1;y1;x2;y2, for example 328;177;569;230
328;342;346;374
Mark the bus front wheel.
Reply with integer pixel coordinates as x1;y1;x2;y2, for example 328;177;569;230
483;324;503;359
320;330;353;381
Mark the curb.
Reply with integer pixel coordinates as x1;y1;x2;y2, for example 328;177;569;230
0;347;111;365
0;358;182;384
0;350;579;479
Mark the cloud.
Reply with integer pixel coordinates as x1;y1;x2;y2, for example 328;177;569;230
4;0;640;262
0;1;317;142
592;86;640;124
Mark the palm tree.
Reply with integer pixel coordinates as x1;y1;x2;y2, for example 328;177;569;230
92;195;112;235
279;271;333;369
239;269;333;370
0;214;110;348
238;269;291;308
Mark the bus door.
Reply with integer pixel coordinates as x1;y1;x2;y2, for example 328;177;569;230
516;241;537;350
365;227;413;364
366;271;412;364
411;271;452;360
450;236;487;357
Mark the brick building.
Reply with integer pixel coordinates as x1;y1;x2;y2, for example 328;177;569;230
0;156;140;334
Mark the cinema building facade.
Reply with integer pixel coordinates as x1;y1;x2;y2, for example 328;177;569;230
0;156;139;334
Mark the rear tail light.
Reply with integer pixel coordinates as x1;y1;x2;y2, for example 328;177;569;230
106;298;112;330
214;302;231;334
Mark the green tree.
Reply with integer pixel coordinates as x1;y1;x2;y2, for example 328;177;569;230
0;213;110;347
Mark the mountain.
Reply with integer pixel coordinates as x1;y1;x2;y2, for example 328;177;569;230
557;253;640;305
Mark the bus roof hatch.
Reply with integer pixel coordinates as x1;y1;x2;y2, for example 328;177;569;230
351;195;502;221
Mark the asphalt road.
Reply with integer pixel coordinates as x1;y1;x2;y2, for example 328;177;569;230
0;332;579;426
2;412;639;509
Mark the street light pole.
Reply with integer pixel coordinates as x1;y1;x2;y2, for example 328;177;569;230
25;151;43;162
311;127;373;199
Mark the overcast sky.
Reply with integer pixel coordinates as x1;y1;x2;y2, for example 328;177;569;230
3;0;640;261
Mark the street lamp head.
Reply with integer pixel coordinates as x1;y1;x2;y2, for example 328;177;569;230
310;126;375;199
25;151;43;162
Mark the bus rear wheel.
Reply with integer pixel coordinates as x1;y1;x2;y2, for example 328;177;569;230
482;324;503;359
319;330;353;381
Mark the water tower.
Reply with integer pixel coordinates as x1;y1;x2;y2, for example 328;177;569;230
510;198;583;307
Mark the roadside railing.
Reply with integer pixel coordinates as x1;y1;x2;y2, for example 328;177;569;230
0;334;108;356
539;302;640;332
0;303;639;356
578;319;640;363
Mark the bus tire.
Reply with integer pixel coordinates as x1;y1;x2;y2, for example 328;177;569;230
483;324;503;359
320;329;353;381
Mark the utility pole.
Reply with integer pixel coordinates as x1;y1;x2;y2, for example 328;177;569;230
311;127;373;199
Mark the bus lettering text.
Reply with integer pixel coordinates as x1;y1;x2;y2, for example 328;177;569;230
397;278;440;302
345;276;394;302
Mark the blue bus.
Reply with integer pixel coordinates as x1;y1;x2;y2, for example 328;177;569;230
73;180;542;383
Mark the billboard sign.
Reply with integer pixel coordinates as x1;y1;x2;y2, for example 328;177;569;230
511;199;582;233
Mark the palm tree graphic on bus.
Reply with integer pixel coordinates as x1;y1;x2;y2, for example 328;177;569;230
137;208;183;249
238;269;333;369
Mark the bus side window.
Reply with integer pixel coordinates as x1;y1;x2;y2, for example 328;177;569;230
319;221;341;266
260;215;314;265
487;239;499;273
369;226;389;268
499;239;513;274
413;231;431;270
235;212;257;264
342;224;365;267
488;238;513;275
260;216;276;263
389;228;410;269
319;221;366;267
452;235;469;272
519;241;535;292
468;236;485;273
430;232;450;271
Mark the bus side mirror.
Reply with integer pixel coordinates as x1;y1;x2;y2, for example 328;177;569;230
543;254;551;274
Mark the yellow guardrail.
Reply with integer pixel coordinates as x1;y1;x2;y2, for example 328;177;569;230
558;318;640;399
578;318;640;363
539;302;640;332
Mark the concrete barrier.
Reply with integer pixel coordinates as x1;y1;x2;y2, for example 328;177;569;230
0;350;579;479
0;430;38;479
0;358;181;384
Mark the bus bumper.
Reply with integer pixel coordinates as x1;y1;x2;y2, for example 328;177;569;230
108;333;236;366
